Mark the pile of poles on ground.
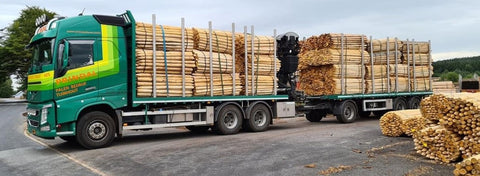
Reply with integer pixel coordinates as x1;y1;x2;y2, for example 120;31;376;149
298;35;432;96
135;22;277;97
379;93;480;175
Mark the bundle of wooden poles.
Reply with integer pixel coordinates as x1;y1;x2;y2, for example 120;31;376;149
401;41;432;91
367;39;402;93
433;81;456;94
135;22;277;97
135;22;195;97
380;93;480;168
298;33;369;96
191;28;241;96
235;35;277;95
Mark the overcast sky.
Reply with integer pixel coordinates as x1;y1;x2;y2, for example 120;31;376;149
1;0;480;61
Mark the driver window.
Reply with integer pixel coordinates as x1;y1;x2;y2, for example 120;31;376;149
67;40;94;69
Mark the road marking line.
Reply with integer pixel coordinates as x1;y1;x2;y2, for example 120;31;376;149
23;128;108;176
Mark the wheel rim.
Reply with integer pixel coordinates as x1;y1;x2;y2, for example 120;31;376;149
224;112;238;129
87;121;107;140
253;110;267;127
344;106;354;120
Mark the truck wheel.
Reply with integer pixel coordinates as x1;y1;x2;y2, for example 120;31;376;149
186;126;210;133
407;97;421;109
76;111;115;149
393;98;407;110
336;101;358;123
215;105;243;135
245;104;271;132
305;110;326;122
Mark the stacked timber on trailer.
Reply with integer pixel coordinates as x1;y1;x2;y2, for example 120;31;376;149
235;34;278;95
402;41;432;91
192;28;241;96
135;22;195;97
298;34;369;96
367;39;403;93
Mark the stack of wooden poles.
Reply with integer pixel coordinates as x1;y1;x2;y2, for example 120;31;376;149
298;33;369;96
135;22;195;97
367;39;405;93
380;93;480;168
433;81;456;94
235;35;277;95
401;41;432;91
191;28;241;96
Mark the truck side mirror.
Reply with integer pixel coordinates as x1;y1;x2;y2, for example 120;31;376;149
56;41;69;78
62;41;69;70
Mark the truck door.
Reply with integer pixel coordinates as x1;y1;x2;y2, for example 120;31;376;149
54;39;99;110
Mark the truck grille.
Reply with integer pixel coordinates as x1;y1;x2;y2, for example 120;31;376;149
28;119;39;127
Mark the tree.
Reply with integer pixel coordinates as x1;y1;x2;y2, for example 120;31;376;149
440;72;459;83
0;6;55;90
0;78;14;98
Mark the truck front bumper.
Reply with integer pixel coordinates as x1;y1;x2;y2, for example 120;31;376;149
26;102;56;139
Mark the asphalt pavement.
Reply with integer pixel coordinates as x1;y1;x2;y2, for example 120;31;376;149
0;103;454;176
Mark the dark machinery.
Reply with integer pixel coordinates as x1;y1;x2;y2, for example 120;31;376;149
276;32;300;100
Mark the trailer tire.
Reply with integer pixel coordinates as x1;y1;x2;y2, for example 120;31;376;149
76;111;115;149
214;105;243;135
245;104;271;132
407;97;421;109
186;126;210;133
305;110;326;122
393;98;407;110
335;101;358;123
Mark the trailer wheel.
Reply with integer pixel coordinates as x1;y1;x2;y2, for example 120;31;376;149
215;105;243;135
245;104;271;132
76;111;115;149
186;126;210;133
335;101;358;123
305;110;326;122
393;98;407;110
407;97;421;109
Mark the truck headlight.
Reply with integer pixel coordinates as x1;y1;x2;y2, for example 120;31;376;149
41;108;48;125
40;104;52;125
27;108;38;116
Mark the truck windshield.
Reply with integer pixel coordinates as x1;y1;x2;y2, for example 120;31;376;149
30;39;54;73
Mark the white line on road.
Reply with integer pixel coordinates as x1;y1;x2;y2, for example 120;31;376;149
23;128;108;176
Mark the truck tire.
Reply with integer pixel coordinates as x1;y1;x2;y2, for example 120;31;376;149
76;111;116;149
186;126;210;133
407;97;421;109
214;105;243;135
335;101;358;123
245;104;271;132
393;98;407;110
305;110;326;122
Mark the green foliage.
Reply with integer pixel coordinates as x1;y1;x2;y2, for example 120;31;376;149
0;78;14;98
433;56;480;77
439;72;459;82
0;6;55;90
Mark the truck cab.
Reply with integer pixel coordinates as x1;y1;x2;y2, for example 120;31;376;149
26;14;129;144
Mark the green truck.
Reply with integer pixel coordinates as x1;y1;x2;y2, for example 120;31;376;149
25;11;432;149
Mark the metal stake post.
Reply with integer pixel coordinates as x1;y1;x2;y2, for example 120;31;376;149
209;21;214;97
251;25;255;95
370;36;375;93
244;26;248;96
395;38;399;92
407;39;411;92
386;37;390;93
273;29;277;95
412;39;416;92
181;18;185;97
152;14;157;98
232;23;236;96
341;33;345;95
